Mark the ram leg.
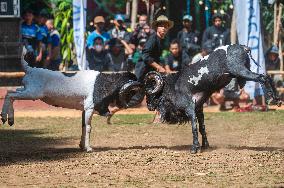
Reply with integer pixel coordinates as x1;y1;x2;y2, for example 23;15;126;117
80;109;94;152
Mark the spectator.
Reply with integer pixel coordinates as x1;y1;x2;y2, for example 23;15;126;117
138;14;148;27
130;15;154;46
45;19;61;71
87;16;111;49
38;9;52;67
21;9;43;67
136;15;174;81
211;78;250;111
177;14;200;63
265;45;283;88
201;12;230;50
265;45;280;71
191;40;214;64
108;14;131;42
86;36;111;71
134;38;147;77
108;38;133;72
164;39;186;72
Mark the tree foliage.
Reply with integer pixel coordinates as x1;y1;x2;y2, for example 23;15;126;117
51;0;74;68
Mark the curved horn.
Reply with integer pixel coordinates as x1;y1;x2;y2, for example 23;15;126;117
144;71;164;94
119;81;144;108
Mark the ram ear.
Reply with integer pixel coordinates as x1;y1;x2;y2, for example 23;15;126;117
119;81;144;108
144;71;164;95
243;46;251;54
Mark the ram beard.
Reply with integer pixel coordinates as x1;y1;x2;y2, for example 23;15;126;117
157;96;190;124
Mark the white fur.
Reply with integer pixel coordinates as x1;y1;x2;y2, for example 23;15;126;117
1;50;103;152
214;45;229;55
188;66;209;86
200;54;209;61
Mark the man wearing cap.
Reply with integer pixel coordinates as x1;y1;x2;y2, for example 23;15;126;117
136;15;173;81
108;14;131;42
201;12;230;50
86;16;110;49
177;14;200;64
265;45;280;71
107;38;133;72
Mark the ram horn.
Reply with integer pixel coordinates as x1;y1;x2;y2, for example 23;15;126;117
119;81;144;108
144;71;164;94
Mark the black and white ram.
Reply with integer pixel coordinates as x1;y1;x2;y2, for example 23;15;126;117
1;49;144;152
144;44;282;154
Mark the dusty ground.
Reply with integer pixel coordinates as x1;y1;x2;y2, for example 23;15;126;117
0;112;284;188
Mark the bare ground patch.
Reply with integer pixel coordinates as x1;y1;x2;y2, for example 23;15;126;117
0;112;284;187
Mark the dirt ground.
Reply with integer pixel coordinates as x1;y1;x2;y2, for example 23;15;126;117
0;111;284;188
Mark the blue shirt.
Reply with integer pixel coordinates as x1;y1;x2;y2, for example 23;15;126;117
86;30;110;48
50;30;60;47
21;22;43;50
39;25;51;45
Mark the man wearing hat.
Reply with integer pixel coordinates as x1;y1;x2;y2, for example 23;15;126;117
86;16;110;49
177;14;200;64
136;15;173;81
201;12;230;51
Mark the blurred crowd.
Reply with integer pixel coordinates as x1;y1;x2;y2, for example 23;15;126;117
20;9;283;111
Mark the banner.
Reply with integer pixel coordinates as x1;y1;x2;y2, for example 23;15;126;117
234;0;266;99
73;0;87;70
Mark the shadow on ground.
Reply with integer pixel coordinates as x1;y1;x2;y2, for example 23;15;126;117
0;128;82;166
228;145;284;152
0;127;218;166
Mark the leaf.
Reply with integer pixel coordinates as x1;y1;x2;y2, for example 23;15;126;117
61;34;66;44
61;18;68;33
67;48;71;61
63;49;68;60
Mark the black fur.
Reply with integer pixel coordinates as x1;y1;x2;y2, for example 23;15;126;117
62;72;77;77
93;72;138;116
145;44;281;153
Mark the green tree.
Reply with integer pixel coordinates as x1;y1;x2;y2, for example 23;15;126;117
51;0;74;69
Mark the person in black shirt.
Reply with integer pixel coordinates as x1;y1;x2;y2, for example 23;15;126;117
201;12;230;50
177;15;200;63
136;15;174;81
164;39;185;72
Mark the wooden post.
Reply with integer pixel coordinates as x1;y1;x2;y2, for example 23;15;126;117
126;0;131;18
276;4;283;71
230;7;237;44
273;2;277;45
131;0;138;30
279;40;283;71
275;3;282;45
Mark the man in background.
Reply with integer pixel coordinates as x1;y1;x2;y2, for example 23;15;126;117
164;39;186;72
21;9;43;67
87;16;110;49
45;19;61;71
177;14;200;64
136;15;174;81
202;12;230;50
